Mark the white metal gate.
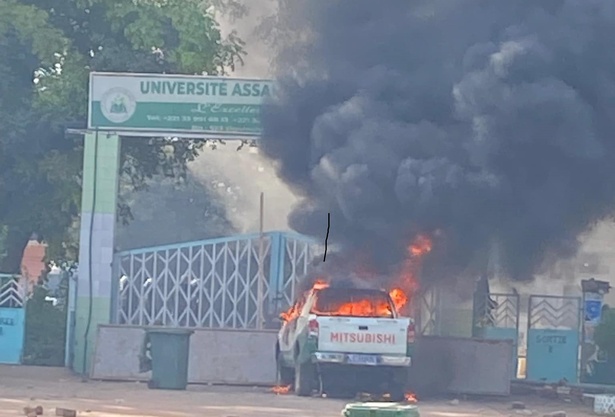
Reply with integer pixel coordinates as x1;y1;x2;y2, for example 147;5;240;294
113;232;321;329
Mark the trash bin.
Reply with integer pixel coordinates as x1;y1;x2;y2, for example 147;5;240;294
143;328;194;390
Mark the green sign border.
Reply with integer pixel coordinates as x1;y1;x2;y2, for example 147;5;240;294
87;72;273;139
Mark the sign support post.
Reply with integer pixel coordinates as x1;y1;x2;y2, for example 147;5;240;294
73;131;121;375
71;72;272;376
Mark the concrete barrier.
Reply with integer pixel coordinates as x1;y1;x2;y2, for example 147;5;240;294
91;326;513;394
90;325;277;385
409;335;514;396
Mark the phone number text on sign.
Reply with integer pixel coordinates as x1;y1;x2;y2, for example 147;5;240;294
88;72;273;138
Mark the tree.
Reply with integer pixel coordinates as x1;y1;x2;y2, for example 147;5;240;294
22;283;68;366
0;0;72;271
0;0;246;272
595;309;615;358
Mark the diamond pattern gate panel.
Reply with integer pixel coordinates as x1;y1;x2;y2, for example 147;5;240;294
114;233;273;329
269;232;322;319
526;295;581;383
0;275;26;364
415;286;442;336
473;292;520;376
113;232;321;330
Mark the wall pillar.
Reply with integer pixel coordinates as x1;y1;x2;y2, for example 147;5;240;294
72;132;120;375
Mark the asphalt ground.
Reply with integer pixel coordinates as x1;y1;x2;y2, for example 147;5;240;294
0;366;599;417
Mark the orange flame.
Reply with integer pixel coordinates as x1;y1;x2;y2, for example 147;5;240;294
313;298;393;317
389;288;408;313
392;234;432;315
312;279;330;290
279;235;433;321
409;235;432;257
280;279;329;322
271;385;291;395
405;392;418;403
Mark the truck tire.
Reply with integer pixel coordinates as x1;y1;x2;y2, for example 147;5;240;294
389;368;408;402
294;361;315;397
276;353;294;385
388;385;405;402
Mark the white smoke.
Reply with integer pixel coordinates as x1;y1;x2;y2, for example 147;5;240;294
189;0;298;234
190;145;298;233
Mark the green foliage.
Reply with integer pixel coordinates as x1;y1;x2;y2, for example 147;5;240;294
22;283;67;366
595;309;615;357
0;0;246;271
0;0;68;66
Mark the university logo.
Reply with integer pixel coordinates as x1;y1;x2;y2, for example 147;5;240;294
100;87;136;123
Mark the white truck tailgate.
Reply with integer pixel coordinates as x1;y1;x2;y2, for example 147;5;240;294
317;316;409;355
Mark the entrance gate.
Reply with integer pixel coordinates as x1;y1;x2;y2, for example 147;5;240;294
473;291;520;375
526;295;581;382
415;286;441;336
71;72;276;373
0;275;26;364
113;231;321;329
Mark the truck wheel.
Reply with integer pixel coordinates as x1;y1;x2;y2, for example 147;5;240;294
276;353;294;385
294;361;315;397
387;368;408;402
388;385;405;402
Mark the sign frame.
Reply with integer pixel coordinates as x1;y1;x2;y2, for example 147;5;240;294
87;72;273;139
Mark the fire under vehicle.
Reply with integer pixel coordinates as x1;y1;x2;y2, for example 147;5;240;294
275;285;415;399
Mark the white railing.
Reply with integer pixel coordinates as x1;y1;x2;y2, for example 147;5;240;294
114;232;320;329
0;274;26;308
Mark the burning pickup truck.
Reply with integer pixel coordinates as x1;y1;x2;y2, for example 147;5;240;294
275;282;415;399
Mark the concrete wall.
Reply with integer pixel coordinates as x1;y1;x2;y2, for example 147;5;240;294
92;325;513;396
91;325;277;385
410;336;514;396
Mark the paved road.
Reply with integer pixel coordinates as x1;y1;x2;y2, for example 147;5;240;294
0;366;597;417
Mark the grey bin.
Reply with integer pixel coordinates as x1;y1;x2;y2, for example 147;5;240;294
142;328;194;390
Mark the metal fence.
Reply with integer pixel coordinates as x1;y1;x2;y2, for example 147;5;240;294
0;274;26;364
113;232;321;329
415;286;441;335
474;292;520;329
526;295;582;382
0;274;25;308
528;295;581;330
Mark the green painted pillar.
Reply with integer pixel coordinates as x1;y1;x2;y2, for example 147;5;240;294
72;132;120;375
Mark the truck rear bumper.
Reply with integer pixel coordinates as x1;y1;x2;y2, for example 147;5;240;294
312;351;411;367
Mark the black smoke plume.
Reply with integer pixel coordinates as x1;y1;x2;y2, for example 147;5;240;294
295;253;388;294
260;0;615;282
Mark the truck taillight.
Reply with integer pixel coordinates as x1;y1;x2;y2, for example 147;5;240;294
308;319;319;337
407;322;416;343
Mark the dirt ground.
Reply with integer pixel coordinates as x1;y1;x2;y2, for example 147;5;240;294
0;366;598;417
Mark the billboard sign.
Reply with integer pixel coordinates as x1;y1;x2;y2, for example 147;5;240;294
88;72;274;138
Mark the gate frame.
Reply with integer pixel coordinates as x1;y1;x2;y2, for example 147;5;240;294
0;274;27;364
70;71;275;374
415;285;442;336
110;231;320;330
526;294;582;383
472;291;521;377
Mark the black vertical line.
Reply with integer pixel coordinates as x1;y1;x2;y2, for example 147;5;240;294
323;213;330;262
82;130;98;378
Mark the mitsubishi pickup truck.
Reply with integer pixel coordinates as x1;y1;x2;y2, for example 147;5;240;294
275;285;415;399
